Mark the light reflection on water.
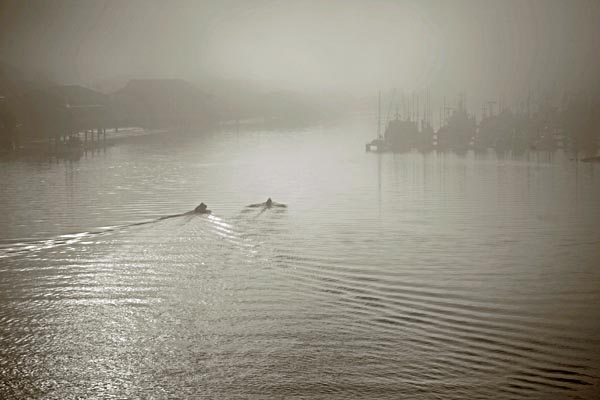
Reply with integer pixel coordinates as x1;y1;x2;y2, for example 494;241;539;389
1;119;600;398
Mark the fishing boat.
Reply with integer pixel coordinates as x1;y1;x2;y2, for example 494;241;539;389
367;93;435;152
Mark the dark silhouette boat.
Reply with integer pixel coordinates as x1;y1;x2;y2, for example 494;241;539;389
581;155;600;163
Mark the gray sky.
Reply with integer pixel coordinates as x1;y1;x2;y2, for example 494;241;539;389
1;0;599;107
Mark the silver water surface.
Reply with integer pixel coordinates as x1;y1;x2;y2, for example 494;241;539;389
1;119;600;398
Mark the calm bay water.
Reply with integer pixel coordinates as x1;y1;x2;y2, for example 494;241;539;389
1;119;600;399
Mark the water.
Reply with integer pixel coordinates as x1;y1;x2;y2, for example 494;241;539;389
1;119;600;399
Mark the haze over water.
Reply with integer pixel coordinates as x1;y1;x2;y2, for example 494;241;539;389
1;119;599;398
2;0;600;397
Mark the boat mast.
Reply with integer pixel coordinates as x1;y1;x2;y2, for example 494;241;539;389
377;90;382;140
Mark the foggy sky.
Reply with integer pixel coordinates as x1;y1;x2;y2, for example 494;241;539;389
1;0;600;108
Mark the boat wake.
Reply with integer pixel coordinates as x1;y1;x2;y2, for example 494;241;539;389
0;211;214;260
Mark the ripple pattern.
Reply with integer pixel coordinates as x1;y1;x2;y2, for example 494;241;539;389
1;122;600;398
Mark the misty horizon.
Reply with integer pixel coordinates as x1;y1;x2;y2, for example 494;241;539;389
1;1;600;399
2;0;600;104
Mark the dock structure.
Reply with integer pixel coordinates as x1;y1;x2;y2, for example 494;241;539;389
68;104;109;147
16;85;114;153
